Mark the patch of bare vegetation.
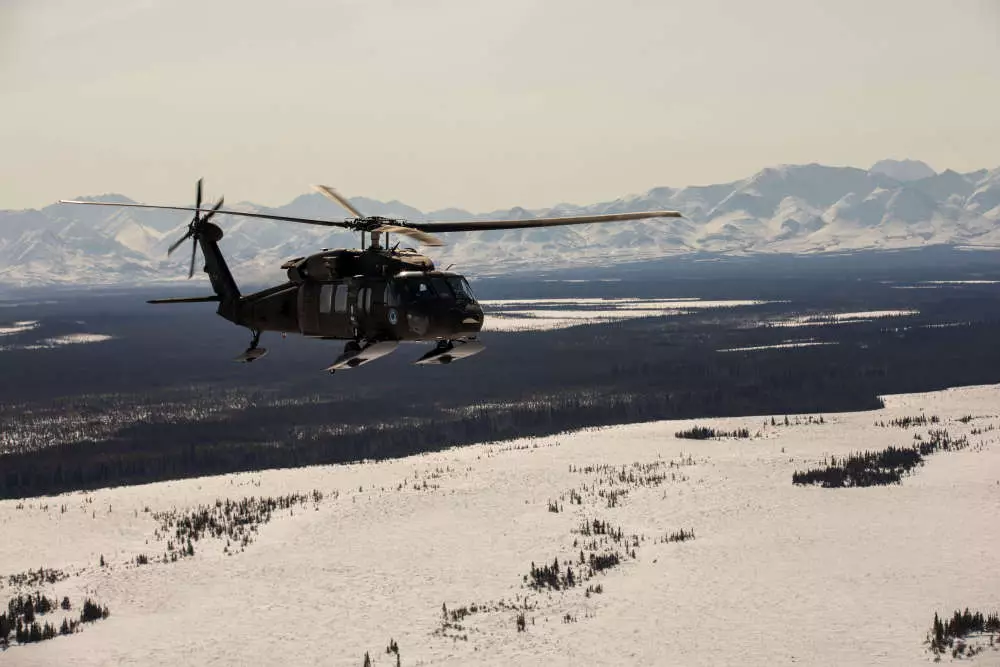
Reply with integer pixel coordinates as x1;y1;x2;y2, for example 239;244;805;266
875;414;940;428
3;568;66;589
149;490;324;561
564;455;696;509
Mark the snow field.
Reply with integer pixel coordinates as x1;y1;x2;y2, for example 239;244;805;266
1;384;999;665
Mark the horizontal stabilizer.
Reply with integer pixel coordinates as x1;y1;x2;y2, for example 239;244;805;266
147;295;221;304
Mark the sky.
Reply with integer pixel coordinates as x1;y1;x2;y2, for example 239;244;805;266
1;0;999;212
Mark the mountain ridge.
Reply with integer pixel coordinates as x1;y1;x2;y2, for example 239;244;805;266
2;161;999;288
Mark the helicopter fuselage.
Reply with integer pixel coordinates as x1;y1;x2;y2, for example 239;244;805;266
227;248;484;344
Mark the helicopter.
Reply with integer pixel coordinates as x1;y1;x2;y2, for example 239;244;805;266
61;180;681;373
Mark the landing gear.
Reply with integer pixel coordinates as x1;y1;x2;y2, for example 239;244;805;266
324;339;399;373
414;339;485;365
235;328;268;363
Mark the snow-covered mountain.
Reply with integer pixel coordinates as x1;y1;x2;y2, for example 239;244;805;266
2;161;999;288
869;159;937;182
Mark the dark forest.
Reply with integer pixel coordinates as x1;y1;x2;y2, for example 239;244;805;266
3;251;1000;499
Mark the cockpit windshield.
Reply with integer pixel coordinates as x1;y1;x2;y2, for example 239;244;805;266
446;277;477;302
393;275;478;304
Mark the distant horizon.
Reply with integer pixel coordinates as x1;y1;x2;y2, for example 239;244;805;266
11;157;996;214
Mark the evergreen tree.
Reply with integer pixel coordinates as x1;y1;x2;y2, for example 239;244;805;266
363;650;372;667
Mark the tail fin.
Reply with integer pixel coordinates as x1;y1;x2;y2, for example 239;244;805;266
197;227;241;304
149;223;240;323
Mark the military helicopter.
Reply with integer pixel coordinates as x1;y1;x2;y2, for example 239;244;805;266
61;181;681;372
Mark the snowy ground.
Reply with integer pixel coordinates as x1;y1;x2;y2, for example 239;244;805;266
2;385;999;666
481;297;769;332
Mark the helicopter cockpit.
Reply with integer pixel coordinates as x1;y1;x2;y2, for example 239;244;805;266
385;271;482;339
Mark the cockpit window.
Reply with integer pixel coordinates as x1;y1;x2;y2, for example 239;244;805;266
397;277;435;300
447;277;477;302
430;277;453;298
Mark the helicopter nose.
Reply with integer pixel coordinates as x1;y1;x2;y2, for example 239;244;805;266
455;304;483;333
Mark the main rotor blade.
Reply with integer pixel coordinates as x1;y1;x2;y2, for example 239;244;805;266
313;185;365;219
167;229;193;256
60;200;684;237
59;200;356;228
374;224;444;247
409;210;683;233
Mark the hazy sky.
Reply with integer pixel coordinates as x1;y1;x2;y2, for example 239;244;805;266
2;0;999;212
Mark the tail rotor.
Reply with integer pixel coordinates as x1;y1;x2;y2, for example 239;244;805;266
166;178;224;278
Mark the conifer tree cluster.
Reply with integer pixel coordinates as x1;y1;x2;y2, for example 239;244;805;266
80;598;110;623
793;431;970;487
527;558;577;591
1;593;108;647
929;609;1000;655
385;638;400;666
656;528;695;544
675;426;751;440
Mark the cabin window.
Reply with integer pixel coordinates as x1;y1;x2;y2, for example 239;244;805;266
320;284;334;314
384;283;399;307
334;284;349;313
357;287;373;314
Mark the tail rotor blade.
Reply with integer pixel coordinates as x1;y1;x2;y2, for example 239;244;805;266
201;196;225;224
167;229;193;256
195;178;203;211
188;237;198;279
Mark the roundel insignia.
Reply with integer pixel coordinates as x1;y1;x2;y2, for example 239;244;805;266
387;308;398;325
